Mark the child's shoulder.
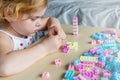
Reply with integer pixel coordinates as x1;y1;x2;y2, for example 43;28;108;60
0;31;11;40
0;32;13;54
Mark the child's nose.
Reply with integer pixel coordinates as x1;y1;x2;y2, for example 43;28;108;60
35;19;41;27
35;23;41;27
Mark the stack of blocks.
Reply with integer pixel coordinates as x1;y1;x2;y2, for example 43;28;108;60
73;16;78;36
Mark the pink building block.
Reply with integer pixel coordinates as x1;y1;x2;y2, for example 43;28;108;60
41;71;50;79
102;70;111;78
68;63;74;70
54;58;62;66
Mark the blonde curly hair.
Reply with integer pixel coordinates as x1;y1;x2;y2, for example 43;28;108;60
0;0;48;26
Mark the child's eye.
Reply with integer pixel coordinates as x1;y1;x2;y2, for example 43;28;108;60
31;17;38;21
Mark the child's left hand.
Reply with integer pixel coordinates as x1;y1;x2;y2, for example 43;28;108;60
48;26;66;40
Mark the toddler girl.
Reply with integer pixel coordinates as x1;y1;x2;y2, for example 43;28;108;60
0;0;66;76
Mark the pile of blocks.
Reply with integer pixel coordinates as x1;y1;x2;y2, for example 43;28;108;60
63;29;120;80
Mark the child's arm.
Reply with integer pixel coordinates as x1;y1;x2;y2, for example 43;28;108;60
0;34;62;76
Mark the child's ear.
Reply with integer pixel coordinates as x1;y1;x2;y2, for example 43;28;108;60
4;7;14;22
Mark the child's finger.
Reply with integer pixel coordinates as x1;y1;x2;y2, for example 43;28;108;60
48;27;58;36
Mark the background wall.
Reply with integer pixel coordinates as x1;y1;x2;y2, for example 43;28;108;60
44;0;120;29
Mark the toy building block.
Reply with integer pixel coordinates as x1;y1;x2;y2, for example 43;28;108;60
80;56;98;62
67;42;78;50
54;58;62;66
64;70;74;79
73;16;78;36
41;71;50;79
74;74;86;80
61;44;70;53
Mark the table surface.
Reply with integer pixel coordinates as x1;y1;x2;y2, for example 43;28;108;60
0;24;119;80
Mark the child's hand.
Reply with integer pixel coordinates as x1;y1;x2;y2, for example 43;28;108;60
48;26;66;40
42;35;62;54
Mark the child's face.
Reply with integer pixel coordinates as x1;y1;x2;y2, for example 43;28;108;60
10;7;47;36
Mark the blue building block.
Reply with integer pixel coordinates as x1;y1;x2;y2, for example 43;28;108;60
105;63;114;71
114;62;120;73
83;52;92;56
64;70;74;79
110;72;120;80
99;55;106;62
101;77;108;80
117;44;120;50
73;60;80;66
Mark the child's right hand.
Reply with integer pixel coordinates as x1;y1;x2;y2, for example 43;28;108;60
42;35;62;54
48;26;66;40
